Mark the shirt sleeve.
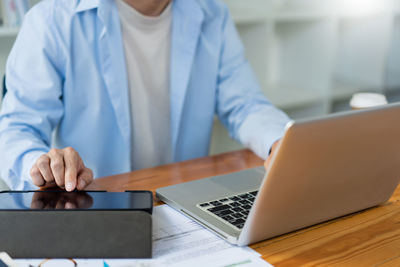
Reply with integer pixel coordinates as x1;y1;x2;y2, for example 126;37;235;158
0;2;64;190
215;4;291;160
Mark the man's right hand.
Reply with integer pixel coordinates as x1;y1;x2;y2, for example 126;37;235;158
30;147;93;192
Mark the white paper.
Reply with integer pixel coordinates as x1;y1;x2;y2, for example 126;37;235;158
15;205;272;267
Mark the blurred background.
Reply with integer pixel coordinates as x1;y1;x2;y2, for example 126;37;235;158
211;0;400;154
0;0;399;155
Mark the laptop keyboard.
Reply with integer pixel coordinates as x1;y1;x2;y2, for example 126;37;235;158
197;190;258;230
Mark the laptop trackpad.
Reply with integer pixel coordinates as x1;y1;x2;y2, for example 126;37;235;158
158;167;265;206
208;167;264;193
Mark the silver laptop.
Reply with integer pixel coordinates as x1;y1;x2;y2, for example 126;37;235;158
156;103;400;246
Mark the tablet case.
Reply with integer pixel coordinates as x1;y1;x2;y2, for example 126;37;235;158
0;210;152;258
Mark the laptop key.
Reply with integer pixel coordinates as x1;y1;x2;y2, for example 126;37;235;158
239;200;251;205
215;209;233;217
200;202;210;207
211;201;222;206
208;204;230;213
239;194;251;199
231;218;245;226
237;223;244;229
232;213;243;218
228;216;238;222
229;196;241;201
242;204;252;210
242;210;250;216
248;197;255;202
222;215;234;221
219;198;229;202
229;202;241;208
249;191;258;196
232;207;244;213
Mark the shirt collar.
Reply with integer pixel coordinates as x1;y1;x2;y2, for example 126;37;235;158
76;0;113;33
76;0;101;13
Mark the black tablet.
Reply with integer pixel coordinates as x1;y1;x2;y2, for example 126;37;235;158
0;190;153;213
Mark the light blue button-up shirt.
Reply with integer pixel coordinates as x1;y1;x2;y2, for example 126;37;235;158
0;0;290;190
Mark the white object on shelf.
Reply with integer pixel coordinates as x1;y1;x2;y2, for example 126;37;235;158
350;93;388;109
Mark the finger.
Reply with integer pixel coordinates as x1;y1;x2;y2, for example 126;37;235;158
61;192;79;207
30;165;45;187
30;199;45;209
64;147;79;192
31;192;44;203
36;155;55;184
55;200;66;210
49;149;65;188
65;202;77;210
76;192;94;209
44;202;54;210
30;192;48;209
77;167;94;190
40;181;57;189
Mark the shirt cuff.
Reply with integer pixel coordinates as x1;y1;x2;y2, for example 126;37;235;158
238;111;291;160
3;150;47;190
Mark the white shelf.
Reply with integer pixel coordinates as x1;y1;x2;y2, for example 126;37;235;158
264;83;325;108
230;5;393;25
231;12;268;24
0;26;19;37
273;10;332;21
331;80;386;100
331;83;363;100
231;10;330;24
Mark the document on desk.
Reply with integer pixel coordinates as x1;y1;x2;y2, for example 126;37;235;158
15;205;272;267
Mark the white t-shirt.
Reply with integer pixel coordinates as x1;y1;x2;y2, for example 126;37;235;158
116;0;172;170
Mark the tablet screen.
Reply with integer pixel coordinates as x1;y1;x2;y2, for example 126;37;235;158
0;191;152;212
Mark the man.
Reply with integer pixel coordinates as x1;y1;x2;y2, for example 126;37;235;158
0;0;290;191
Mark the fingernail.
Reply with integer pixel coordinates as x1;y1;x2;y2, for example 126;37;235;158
66;182;74;191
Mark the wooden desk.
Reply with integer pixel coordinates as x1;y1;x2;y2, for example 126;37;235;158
87;149;400;266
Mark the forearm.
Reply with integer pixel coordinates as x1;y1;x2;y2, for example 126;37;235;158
0;124;50;190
